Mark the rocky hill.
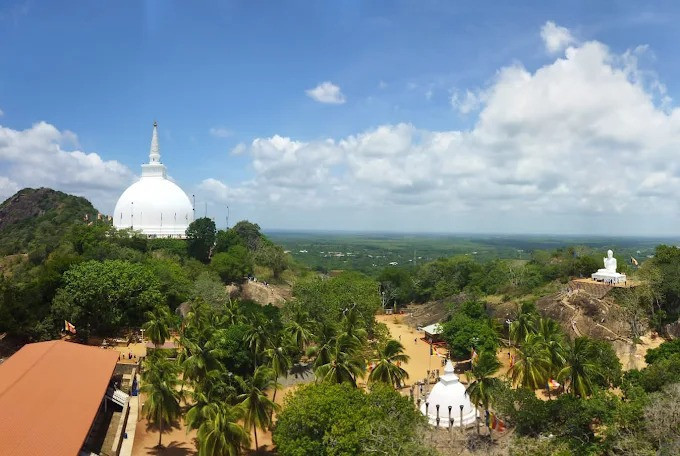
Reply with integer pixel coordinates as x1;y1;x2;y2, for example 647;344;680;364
0;188;99;255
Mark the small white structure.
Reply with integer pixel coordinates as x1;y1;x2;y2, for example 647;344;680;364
113;122;194;238
420;360;477;428
591;249;626;284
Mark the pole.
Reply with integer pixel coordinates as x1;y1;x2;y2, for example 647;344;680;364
192;194;195;219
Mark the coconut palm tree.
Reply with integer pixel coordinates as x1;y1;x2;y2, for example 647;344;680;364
341;305;367;343
509;302;537;345
558;336;601;397
536;318;566;378
142;306;172;348
508;334;549;390
245;317;270;367
284;306;314;352
186;370;243;431
312;321;338;370
196;402;250;456
221;297;243;326
368;339;410;388
466;351;501;433
140;353;183;448
315;333;366;386
264;335;293;404
238;366;280;451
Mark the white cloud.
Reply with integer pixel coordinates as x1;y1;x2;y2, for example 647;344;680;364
541;21;575;54
306;81;346;104
450;89;485;114
0;121;134;210
201;25;680;234
209;127;232;138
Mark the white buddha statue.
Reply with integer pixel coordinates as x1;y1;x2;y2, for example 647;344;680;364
591;249;626;284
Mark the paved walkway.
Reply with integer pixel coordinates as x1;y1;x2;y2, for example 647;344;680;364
118;375;139;456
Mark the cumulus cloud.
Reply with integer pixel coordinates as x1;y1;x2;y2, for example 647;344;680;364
541;21;575;53
0;121;134;209
306;81;346;104
209;127;232;138
201;25;680;234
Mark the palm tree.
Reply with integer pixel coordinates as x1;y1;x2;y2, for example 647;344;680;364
558;337;601;397
508;334;549;390
245;317;270;367
238;366;280;451
196;402;250;456
143;306;172;348
264;335;293;404
368;339;410;388
341;305;367;343
312;321;338;370
509;302;537;345
315;333;366;386
466;351;501;433
284;306;314;352
140;353;183;448
221;298;243;326
536;318;566;378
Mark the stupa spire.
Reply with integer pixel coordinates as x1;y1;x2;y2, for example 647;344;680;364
149;120;161;164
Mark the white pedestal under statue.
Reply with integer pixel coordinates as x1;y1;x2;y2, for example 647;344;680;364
591;250;626;284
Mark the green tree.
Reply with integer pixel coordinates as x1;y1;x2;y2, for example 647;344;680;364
238;366;280;451
256;243;289;279
510;301;538;346
509;334;549;390
558;337;601;397
52;259;162;337
141;353;183;448
231;220;263;250
315;333;366;386
186;217;217;263
196;402;250;456
214;228;245;254
284;304;314;352
273;383;433;456
466;351;501;422
142;306;173;348
368;339;409;388
210;246;253;283
441;302;499;359
535;318;566;378
264;335;293;404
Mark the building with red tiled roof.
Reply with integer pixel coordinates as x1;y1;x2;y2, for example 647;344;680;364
0;340;129;456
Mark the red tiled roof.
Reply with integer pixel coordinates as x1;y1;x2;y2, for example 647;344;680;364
0;340;119;456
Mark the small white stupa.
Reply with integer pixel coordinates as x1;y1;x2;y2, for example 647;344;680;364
420;360;477;428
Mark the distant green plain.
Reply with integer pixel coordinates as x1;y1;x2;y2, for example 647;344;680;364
266;231;680;275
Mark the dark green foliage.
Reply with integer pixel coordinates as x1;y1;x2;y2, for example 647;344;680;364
210;246;253;283
186;217;216;263
645;339;680;364
231;220;263;250
255;243;289;279
291;271;381;334
218;323;254;376
587;339;622;388
51;259;163;338
148;238;188;257
145;257;192;309
441;300;499;359
624;353;680;393
214;228;245;253
377;267;416;306
273;383;433;456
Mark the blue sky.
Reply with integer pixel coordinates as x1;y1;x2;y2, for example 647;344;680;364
2;1;680;234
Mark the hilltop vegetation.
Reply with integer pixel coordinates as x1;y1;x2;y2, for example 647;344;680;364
0;187;98;257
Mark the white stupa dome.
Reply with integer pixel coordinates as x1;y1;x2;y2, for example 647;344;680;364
113;122;194;238
420;360;478;428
